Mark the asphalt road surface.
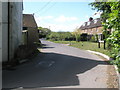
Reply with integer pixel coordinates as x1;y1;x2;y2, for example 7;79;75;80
3;40;110;89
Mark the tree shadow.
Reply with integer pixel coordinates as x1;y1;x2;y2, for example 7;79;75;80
2;52;110;89
42;44;48;46
42;47;55;49
38;44;55;49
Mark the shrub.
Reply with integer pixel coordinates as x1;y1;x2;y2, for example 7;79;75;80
90;36;96;42
80;33;87;41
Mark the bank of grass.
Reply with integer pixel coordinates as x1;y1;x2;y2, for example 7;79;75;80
52;40;111;57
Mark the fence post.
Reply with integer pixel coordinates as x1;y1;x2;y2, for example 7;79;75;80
104;40;106;49
98;41;100;48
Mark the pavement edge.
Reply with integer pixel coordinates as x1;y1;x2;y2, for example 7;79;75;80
87;50;120;90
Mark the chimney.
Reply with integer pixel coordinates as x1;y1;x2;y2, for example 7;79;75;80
89;17;93;21
33;13;35;16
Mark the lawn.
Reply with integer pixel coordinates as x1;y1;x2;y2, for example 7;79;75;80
53;41;111;57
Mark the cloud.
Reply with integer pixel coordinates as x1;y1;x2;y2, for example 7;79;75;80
35;15;82;32
35;16;53;21
85;15;89;18
55;15;78;23
36;22;82;32
92;11;102;18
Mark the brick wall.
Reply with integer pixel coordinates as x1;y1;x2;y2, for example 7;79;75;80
81;26;103;35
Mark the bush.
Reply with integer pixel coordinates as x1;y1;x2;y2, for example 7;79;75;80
80;33;87;41
90;36;96;42
48;32;75;41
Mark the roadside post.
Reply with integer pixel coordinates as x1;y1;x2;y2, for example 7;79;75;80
104;40;106;49
98;40;105;49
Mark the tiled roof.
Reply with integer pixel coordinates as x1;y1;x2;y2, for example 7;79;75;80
23;14;38;28
79;18;102;30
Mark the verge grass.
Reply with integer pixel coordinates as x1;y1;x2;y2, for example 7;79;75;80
53;41;111;57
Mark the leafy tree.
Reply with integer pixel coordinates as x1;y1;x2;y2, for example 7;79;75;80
72;28;81;42
89;1;120;71
48;32;75;41
48;32;59;41
38;27;51;38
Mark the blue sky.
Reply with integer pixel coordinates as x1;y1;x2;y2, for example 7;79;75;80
23;1;100;32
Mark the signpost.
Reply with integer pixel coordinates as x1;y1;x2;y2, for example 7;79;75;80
98;40;106;49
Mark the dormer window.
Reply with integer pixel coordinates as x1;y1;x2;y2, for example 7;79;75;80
83;23;86;26
87;22;90;26
94;19;97;24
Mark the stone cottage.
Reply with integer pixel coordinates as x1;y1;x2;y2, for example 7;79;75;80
23;14;39;46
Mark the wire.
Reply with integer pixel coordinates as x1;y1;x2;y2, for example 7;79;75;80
35;2;57;16
34;0;53;14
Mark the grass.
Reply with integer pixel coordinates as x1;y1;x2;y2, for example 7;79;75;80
52;40;111;57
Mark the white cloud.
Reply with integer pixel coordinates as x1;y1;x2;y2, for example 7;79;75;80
85;15;89;18
35;15;82;32
35;16;53;21
37;22;82;32
55;15;78;23
92;11;102;18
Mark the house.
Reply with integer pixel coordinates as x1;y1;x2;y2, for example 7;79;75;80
79;17;105;41
23;14;39;46
0;1;23;62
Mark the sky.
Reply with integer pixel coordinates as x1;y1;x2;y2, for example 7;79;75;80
23;1;101;32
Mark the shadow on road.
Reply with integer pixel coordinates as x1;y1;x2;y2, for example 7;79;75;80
2;52;110;89
38;44;55;49
42;47;55;49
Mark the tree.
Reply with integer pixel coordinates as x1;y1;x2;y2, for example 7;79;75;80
72;28;81;42
38;27;51;38
89;1;120;71
48;32;74;41
48;32;60;41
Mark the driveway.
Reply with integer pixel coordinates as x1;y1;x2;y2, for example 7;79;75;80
2;40;117;89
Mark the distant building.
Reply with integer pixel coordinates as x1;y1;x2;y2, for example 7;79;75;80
79;18;104;41
0;1;23;62
23;14;39;46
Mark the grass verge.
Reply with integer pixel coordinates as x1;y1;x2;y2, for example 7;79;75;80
52;40;111;57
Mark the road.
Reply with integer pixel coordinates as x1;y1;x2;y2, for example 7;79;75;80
3;40;111;89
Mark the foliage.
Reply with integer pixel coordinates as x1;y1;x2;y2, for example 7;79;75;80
90;35;96;42
80;33;88;41
72;28;81;42
95;34;99;42
48;32;75;41
38;27;51;38
52;41;111;56
89;1;120;71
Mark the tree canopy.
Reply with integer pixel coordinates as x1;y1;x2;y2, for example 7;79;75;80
89;1;120;71
38;27;51;38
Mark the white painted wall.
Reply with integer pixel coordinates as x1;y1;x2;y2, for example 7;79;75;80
1;2;23;62
0;1;2;62
0;3;2;89
2;2;8;62
9;2;23;60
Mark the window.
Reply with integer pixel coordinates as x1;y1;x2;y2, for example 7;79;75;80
96;28;98;32
23;27;28;30
83;23;86;26
87;22;90;26
94;19;97;24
